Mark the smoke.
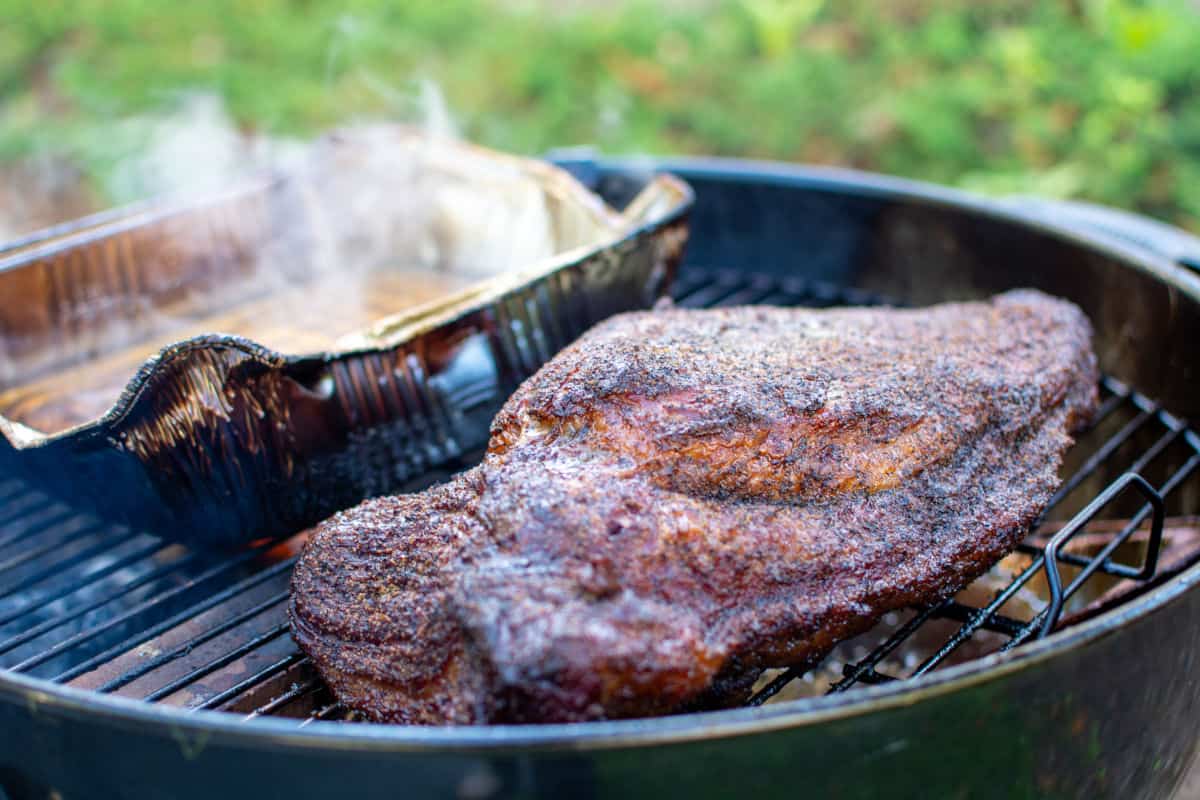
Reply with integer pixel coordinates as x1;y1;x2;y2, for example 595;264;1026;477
101;78;460;205
7;76;460;228
0;86;620;433
63;83;601;285
0;93;298;241
104;93;308;206
0;156;97;244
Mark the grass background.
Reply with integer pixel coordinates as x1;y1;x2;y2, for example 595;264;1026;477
1;0;1199;231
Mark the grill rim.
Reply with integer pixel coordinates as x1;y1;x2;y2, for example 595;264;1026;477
4;156;1200;752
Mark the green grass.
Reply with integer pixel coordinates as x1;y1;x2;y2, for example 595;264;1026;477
2;0;1199;230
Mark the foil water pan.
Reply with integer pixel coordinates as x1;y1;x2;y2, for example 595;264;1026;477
0;130;692;546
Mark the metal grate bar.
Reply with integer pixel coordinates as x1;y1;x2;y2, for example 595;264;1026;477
1055;451;1198;593
6;546;281;674
1032;425;1186;574
896;414;1167;679
198;652;309;712
667;271;714;298
0;479;25;502
909;558;1049;676
1042;405;1153;511
908;450;1197;678
0;550;200;657
707;278;778;308
0;539;168;627
97;590;290;694
0;529;143;602
0;505;72;550
299;702;346;727
746;665;808;707
45;557;296;683
1014;454;1200;648
827;603;948;693
315;703;346;720
0;490;52;528
243;674;322;720
846;668;896;686
142;622;291;703
1090;386;1135;426
675;280;751;309
0;520;111;582
934;600;1026;637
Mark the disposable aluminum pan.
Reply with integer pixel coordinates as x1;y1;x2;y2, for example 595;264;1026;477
0;133;692;546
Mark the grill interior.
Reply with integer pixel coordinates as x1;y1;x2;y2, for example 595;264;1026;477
2;267;1199;725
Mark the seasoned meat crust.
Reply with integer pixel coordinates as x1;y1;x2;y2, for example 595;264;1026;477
290;290;1099;724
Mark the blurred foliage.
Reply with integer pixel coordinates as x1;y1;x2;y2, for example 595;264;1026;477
1;0;1199;229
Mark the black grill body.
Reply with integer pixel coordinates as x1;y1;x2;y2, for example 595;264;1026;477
3;157;1200;799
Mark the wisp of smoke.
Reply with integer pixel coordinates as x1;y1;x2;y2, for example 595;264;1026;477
0;86;623;434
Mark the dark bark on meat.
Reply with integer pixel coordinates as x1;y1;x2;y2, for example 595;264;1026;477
289;290;1099;724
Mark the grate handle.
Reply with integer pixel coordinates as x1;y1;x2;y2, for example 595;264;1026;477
1039;471;1166;639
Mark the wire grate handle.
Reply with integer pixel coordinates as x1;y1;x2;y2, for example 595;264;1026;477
1038;472;1165;639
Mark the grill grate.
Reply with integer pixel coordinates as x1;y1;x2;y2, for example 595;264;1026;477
2;268;1199;725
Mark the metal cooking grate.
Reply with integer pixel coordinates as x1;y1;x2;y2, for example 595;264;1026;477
1;268;1199;724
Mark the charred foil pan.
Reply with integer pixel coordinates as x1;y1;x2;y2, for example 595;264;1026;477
0;131;692;546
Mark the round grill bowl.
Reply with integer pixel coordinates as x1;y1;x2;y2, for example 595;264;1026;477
3;156;1200;800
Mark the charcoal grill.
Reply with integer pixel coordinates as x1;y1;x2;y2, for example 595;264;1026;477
3;156;1200;799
